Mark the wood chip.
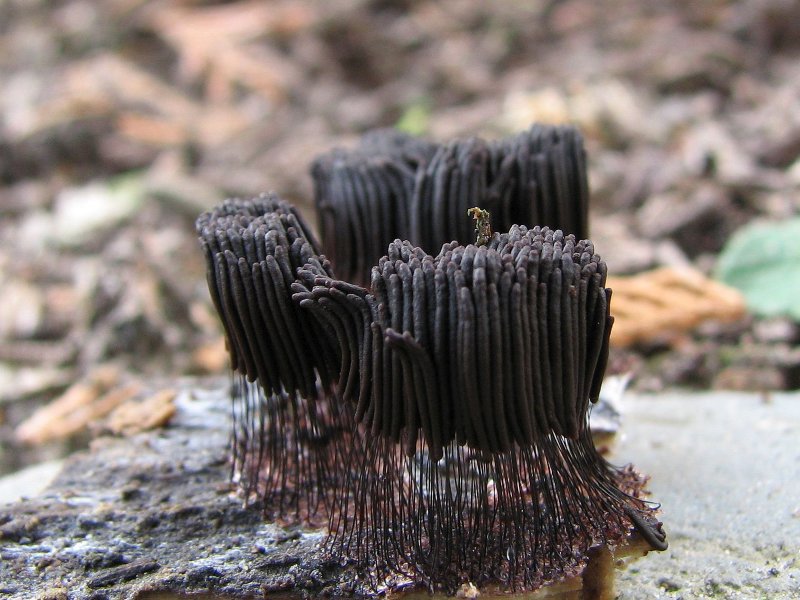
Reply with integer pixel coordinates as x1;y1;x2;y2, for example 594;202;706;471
116;112;189;147
14;365;140;444
608;267;746;348
104;389;177;436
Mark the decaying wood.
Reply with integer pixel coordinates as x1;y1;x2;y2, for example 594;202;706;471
0;378;651;599
1;379;365;599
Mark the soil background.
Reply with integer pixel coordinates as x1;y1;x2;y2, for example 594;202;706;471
1;0;800;475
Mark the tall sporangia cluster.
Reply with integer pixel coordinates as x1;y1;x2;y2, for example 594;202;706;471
196;125;666;594
312;125;589;286
196;196;347;520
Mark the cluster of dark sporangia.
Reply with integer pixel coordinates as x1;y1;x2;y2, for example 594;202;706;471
196;197;346;519
196;125;666;593
311;125;589;286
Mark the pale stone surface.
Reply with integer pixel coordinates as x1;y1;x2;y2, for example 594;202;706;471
614;392;800;599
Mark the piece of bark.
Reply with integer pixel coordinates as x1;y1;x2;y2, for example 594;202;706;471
0;378;364;599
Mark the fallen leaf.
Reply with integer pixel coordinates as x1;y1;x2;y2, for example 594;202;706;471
608;267;746;348
715;218;800;321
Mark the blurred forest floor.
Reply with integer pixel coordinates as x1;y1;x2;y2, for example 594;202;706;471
1;0;800;475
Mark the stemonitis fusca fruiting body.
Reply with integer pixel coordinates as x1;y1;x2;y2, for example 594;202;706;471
196;125;666;594
196;196;350;520
311;125;590;286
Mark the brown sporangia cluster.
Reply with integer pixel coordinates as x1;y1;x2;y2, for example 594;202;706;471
196;196;347;519
311;125;589;286
196;125;666;594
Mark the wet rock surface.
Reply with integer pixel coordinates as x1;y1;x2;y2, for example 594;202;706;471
0;380;364;599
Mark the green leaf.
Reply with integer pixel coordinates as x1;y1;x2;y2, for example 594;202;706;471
715;218;800;321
